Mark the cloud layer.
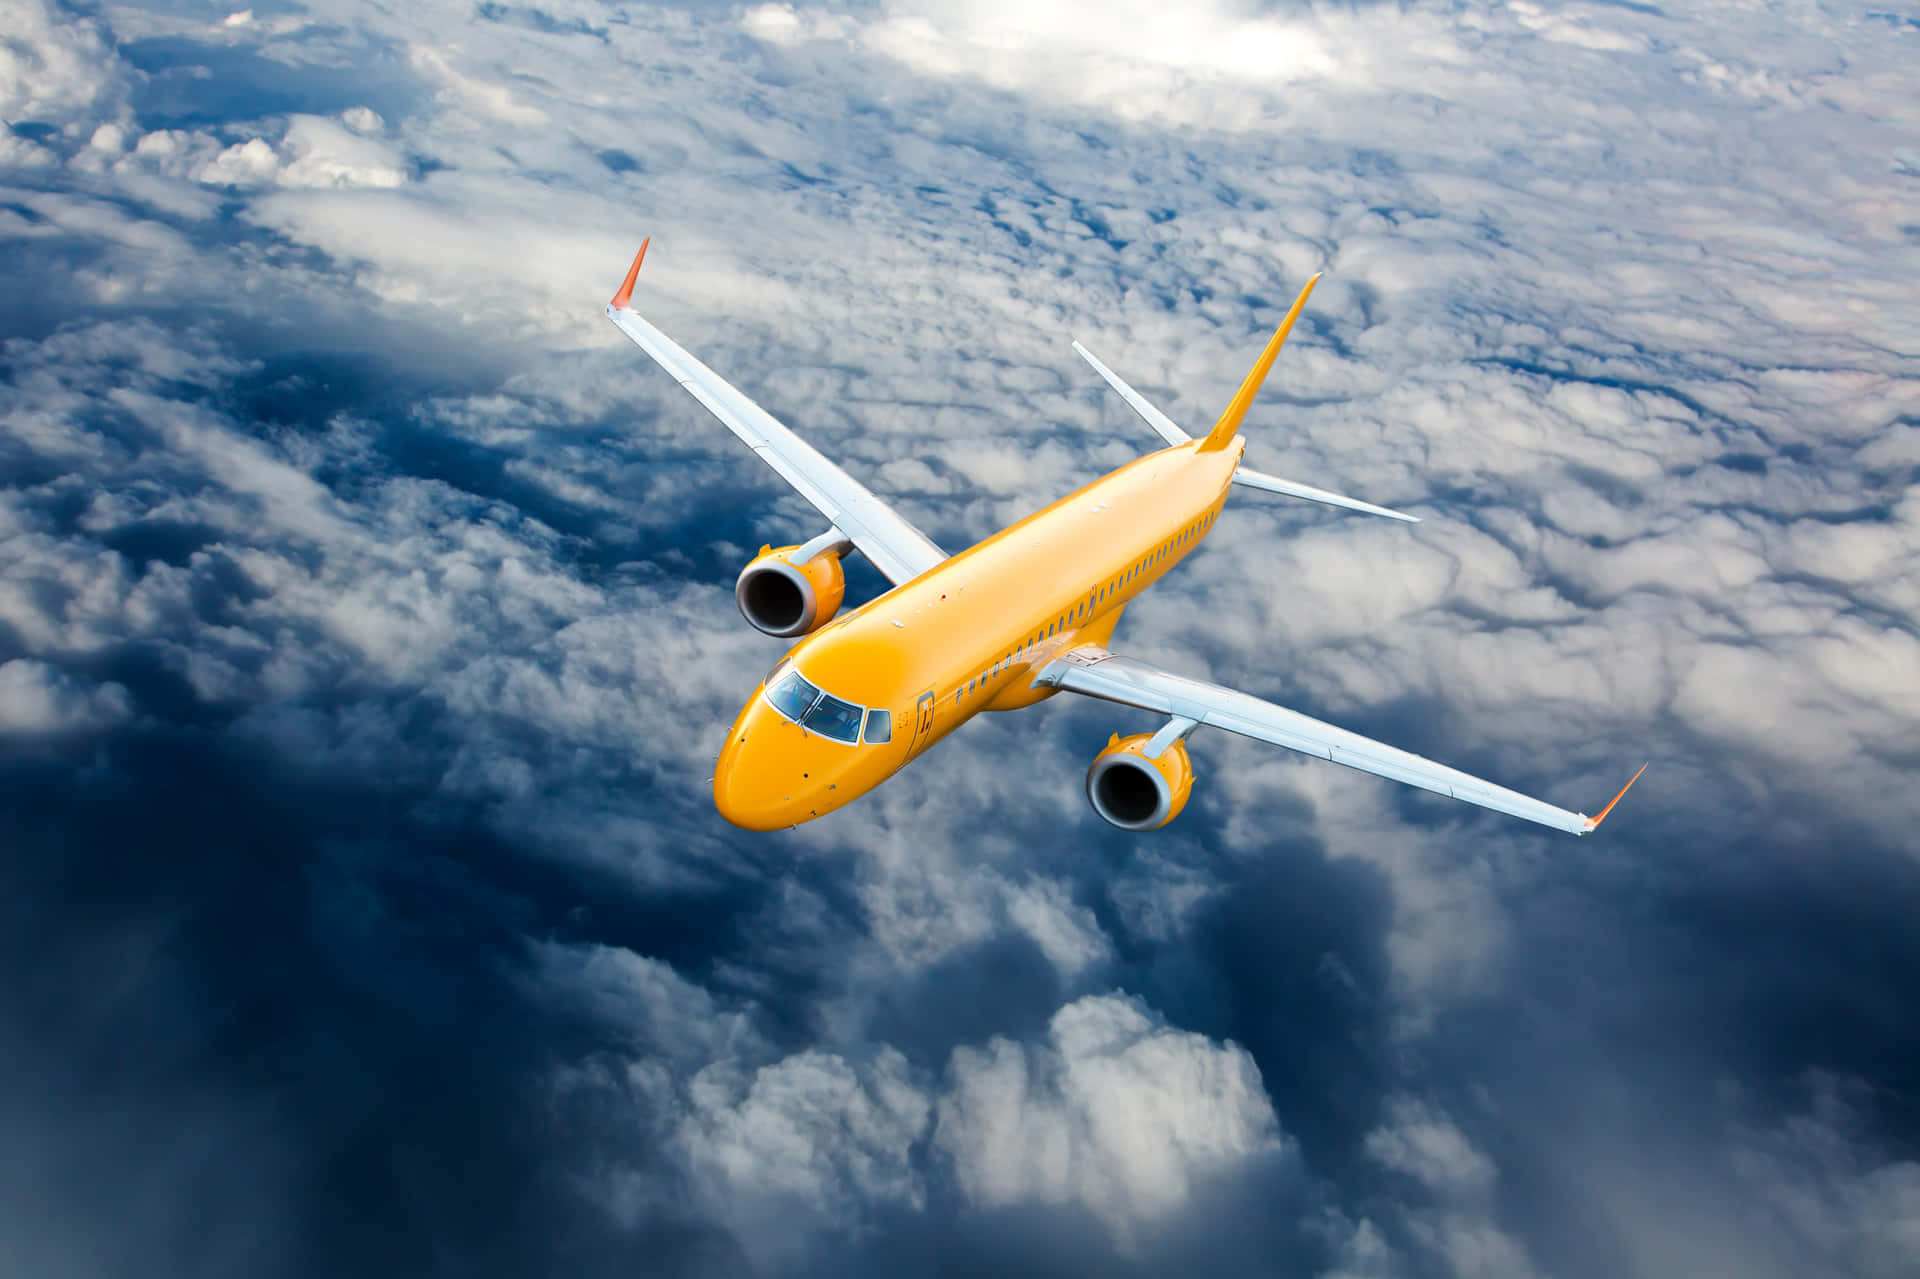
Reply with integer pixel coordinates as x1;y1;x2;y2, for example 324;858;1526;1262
4;0;1919;1275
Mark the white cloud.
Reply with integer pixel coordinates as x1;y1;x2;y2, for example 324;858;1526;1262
936;993;1285;1239
1365;1095;1497;1201
1364;1096;1544;1279
681;1048;930;1216
0;0;127;136
0;659;133;734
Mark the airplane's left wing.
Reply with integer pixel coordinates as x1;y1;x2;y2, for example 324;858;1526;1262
1033;647;1642;835
605;243;947;586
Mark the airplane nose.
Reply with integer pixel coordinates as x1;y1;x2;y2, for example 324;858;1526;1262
713;706;786;831
712;758;786;831
712;698;868;830
712;701;836;830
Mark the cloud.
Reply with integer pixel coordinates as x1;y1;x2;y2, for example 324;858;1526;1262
4;0;1920;1275
0;0;127;137
0;658;132;734
677;1046;931;1262
936;993;1286;1239
1725;1075;1920;1279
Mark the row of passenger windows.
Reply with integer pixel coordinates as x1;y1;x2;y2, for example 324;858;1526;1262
764;508;1223;734
952;507;1219;706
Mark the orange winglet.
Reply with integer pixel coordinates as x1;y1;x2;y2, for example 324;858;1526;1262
1585;762;1648;831
609;238;649;310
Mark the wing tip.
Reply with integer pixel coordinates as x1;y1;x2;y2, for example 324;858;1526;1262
1583;762;1648;833
609;238;649;310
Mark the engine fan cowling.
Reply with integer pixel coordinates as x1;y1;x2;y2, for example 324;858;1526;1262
1086;733;1193;831
735;544;847;637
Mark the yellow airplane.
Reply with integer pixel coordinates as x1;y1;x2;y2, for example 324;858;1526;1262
606;242;1645;835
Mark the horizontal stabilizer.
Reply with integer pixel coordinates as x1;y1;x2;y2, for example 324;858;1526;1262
1232;467;1420;523
1072;341;1191;446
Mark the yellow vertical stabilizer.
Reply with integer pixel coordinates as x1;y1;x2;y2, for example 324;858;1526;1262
1197;273;1321;453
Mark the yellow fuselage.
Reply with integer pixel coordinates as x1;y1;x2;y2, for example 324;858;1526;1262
713;438;1245;829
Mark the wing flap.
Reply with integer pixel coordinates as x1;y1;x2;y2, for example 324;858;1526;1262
1034;649;1599;834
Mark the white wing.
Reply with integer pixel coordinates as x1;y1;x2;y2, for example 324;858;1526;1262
605;251;946;586
1034;648;1630;835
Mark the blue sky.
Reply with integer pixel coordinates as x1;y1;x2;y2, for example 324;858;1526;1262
4;1;1920;1275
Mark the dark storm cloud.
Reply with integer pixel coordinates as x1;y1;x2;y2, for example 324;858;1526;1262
4;0;1920;1275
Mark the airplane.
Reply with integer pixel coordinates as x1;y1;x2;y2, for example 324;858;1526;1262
605;241;1645;835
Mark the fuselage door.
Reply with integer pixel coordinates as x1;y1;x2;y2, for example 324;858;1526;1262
909;690;936;756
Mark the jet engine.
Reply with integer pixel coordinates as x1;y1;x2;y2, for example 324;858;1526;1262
735;543;846;637
1086;732;1193;831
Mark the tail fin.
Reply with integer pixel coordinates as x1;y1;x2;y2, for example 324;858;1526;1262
1196;272;1320;453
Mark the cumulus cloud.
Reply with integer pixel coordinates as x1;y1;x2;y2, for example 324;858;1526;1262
0;0;127;137
0;659;132;734
936;993;1286;1238
678;1047;930;1258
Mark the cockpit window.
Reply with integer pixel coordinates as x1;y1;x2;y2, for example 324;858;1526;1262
765;669;821;723
762;667;869;745
801;691;864;743
864;709;892;744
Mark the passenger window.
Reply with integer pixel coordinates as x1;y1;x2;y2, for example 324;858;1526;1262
864;708;892;744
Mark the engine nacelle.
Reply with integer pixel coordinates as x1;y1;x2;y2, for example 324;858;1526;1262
1086;733;1193;831
735;543;846;637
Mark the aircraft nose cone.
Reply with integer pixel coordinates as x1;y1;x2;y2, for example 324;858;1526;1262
712;761;787;831
712;700;861;830
713;709;787;831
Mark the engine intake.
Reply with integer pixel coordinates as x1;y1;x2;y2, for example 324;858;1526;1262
1086;733;1193;831
735;543;846;637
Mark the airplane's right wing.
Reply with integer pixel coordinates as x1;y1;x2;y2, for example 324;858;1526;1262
1033;647;1643;835
605;243;948;587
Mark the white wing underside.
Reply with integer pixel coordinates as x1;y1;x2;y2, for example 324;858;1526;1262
1035;648;1594;834
606;304;947;586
